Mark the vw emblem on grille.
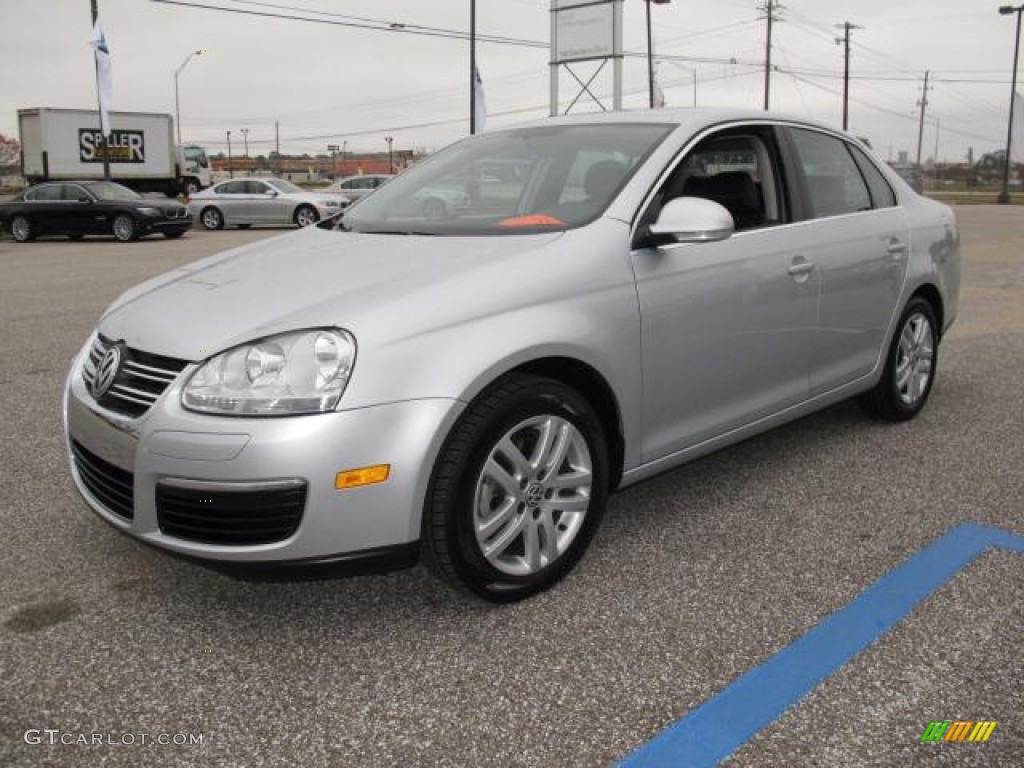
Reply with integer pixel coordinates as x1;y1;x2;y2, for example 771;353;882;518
91;345;123;399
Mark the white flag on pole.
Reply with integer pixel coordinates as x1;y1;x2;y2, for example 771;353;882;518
90;18;113;137
1012;91;1024;164
474;65;487;132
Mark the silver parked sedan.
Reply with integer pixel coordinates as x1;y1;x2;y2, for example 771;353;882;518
188;177;350;229
330;174;395;203
64;109;960;601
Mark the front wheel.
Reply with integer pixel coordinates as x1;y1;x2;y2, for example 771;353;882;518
200;207;224;230
294;205;319;227
183;178;201;197
860;297;939;421
422;374;609;602
112;214;138;242
10;215;34;242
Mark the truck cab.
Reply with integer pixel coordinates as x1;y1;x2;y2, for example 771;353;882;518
178;144;212;196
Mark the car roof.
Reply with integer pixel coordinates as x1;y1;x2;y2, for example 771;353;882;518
498;107;850;139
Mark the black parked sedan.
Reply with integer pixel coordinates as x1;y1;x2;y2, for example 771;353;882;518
0;181;191;243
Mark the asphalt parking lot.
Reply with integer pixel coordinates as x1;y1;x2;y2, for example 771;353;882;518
1;208;1021;767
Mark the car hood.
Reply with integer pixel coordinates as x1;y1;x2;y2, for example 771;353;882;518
99;226;564;361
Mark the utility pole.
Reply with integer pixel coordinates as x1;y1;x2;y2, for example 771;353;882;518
760;0;782;110
916;70;931;169
835;21;862;131
90;0;111;180
644;2;671;109
386;135;394;174
274;120;280;173
241;127;249;170
998;4;1024;205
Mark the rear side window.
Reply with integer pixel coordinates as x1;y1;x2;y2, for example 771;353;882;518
848;145;897;208
789;128;871;218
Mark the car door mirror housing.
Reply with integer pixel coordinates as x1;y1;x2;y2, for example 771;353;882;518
78;196;93;204
649;197;734;244
265;190;278;196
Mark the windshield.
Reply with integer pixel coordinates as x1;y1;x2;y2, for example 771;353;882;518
86;181;141;201
334;123;673;235
266;179;304;194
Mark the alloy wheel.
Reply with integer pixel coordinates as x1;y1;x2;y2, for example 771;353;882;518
473;414;593;577
895;312;935;407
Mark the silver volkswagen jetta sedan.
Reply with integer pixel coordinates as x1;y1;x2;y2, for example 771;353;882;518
64;109;960;601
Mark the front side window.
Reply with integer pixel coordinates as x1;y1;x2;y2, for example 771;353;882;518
85;182;140;201
642;127;788;234
789;128;871;218
335;123;673;235
246;181;272;195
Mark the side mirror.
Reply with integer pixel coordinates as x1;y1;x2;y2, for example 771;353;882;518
264;190;278;197
77;196;93;204
649;197;734;245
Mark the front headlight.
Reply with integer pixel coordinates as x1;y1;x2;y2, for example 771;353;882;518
182;328;356;416
138;206;161;216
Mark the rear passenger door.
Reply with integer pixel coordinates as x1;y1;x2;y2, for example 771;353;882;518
782;127;909;394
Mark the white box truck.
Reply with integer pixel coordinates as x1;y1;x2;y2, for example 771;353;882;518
18;108;212;197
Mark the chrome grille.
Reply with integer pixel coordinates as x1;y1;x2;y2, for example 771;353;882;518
82;334;190;418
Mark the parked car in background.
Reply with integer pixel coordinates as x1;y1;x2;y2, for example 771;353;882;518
0;180;190;242
330;174;394;203
187;177;349;230
64;109;959;602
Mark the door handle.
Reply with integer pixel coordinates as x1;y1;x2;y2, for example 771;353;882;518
787;258;815;280
886;239;908;258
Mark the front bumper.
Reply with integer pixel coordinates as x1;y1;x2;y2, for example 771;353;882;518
62;340;464;565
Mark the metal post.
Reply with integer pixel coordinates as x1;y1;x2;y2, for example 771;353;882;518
242;128;249;161
549;1;558;117
90;0;111;180
386;136;393;174
916;70;930;169
612;0;623;110
646;1;654;108
999;5;1023;205
174;51;203;146
763;0;773;111
841;23;851;130
470;0;477;134
226;130;233;179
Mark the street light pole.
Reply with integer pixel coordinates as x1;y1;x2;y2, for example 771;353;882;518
999;4;1024;205
226;130;233;179
645;1;671;109
385;136;394;174
174;50;204;145
241;127;249;162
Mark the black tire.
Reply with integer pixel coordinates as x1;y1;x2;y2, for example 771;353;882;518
112;213;139;242
10;215;34;242
421;373;609;602
164;187;179;199
200;207;224;230
860;296;939;421
183;178;201;197
294;205;319;227
163;230;186;239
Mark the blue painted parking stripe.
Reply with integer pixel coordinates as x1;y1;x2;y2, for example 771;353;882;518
619;523;1024;768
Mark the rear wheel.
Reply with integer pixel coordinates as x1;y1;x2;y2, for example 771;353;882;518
112;214;138;242
10;215;34;242
860;297;938;421
422;374;609;602
200;207;224;230
294;205;319;227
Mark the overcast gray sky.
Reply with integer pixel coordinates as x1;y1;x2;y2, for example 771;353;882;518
0;0;1016;162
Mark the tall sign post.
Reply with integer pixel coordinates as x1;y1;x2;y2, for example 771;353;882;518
550;0;623;116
